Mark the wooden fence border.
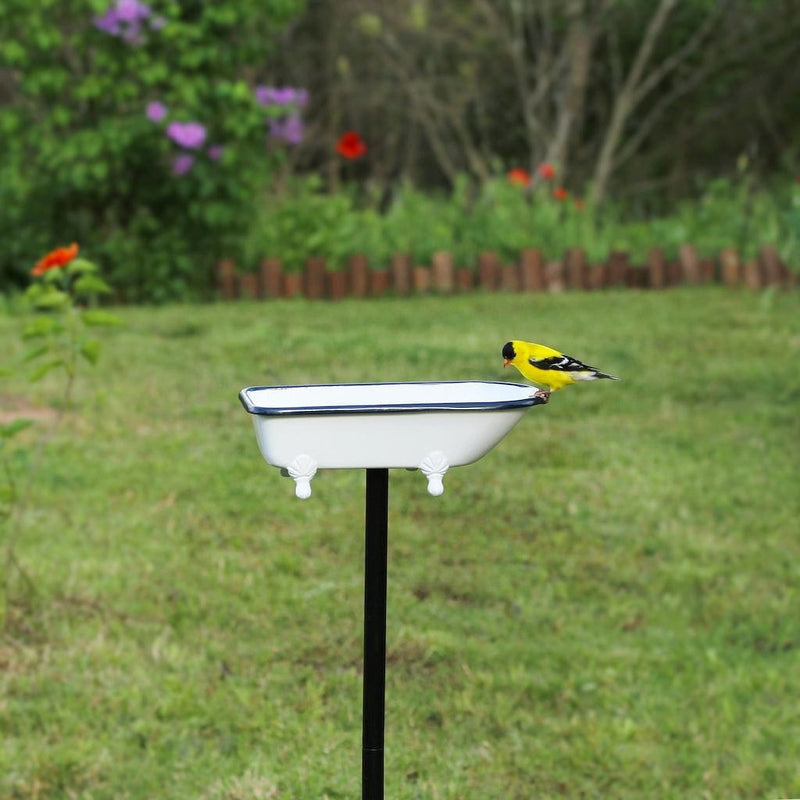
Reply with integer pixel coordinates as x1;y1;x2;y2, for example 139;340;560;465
217;245;795;300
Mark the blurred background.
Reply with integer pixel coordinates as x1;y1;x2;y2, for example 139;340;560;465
1;0;799;300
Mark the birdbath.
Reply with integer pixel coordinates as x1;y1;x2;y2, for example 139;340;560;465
239;380;547;799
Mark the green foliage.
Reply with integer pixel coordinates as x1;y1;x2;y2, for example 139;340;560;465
780;181;800;265
383;183;461;262
0;0;305;300
244;174;799;272
19;262;121;382
247;179;421;272
246;177;353;272
1;250;120;617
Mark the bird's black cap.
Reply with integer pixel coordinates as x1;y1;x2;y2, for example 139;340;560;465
502;342;515;360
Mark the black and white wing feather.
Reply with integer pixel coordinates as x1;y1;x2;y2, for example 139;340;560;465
528;353;618;381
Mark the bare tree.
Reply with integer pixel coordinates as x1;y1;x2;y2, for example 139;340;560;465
590;0;727;203
270;0;800;201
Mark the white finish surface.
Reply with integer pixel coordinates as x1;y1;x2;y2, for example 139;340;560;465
240;381;543;497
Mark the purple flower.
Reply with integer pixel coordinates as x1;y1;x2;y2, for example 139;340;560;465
207;144;224;161
172;154;195;176
146;101;168;123
255;86;309;107
93;0;163;42
269;113;304;145
273;88;298;105
93;8;121;34
166;121;207;150
254;86;276;105
116;0;151;22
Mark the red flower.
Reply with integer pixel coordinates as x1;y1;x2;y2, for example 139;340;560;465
336;131;367;160
32;242;79;276
574;199;586;211
538;163;556;181
507;168;531;186
552;187;569;202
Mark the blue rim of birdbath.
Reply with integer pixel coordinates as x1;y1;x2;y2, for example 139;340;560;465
239;379;546;417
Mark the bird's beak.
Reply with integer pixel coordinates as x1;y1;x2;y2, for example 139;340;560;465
503;359;510;368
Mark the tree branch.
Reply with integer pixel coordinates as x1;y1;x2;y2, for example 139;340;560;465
631;0;728;108
590;0;678;203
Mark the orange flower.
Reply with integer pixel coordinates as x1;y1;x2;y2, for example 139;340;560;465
336;131;367;160
552;187;569;201
538;163;556;181
32;243;79;276
507;168;531;186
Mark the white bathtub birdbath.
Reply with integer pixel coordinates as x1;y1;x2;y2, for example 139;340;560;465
239;380;546;498
239;380;547;799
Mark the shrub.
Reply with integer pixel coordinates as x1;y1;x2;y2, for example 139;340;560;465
0;0;305;301
242;173;798;277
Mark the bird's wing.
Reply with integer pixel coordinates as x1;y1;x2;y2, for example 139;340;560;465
528;353;596;373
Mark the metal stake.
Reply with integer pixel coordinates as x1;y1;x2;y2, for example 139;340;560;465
362;468;389;800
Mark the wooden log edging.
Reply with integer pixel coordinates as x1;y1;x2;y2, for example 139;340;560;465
218;246;796;300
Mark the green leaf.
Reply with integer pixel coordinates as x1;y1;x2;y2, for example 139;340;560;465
28;359;65;382
27;287;71;311
22;343;50;363
66;257;98;276
356;12;382;36
1;485;20;517
0;418;35;439
41;266;66;284
81;309;122;326
1;40;26;67
80;339;101;365
22;316;59;339
74;274;113;296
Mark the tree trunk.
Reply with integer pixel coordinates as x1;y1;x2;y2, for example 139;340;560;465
547;0;594;176
591;0;678;204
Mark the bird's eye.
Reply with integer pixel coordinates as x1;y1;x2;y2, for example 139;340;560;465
502;342;515;360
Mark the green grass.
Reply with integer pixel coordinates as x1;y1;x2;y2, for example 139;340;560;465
1;287;799;799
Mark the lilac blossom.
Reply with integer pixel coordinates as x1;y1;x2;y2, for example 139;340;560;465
115;0;151;22
254;86;278;105
255;86;309;107
172;154;195;176
93;9;122;35
166;121;207;150
269;113;304;145
207;144;224;161
146;101;168;123
93;0;165;43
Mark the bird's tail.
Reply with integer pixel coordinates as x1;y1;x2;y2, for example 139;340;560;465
594;370;620;381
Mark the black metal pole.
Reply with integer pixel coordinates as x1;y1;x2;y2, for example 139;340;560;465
362;468;389;800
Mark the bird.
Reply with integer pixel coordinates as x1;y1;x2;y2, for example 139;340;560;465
502;340;619;399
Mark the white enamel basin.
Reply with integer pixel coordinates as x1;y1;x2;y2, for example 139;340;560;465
240;381;546;498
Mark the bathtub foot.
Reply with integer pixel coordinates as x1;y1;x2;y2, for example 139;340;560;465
419;451;449;496
284;454;318;499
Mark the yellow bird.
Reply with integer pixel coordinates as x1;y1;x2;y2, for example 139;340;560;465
502;340;619;397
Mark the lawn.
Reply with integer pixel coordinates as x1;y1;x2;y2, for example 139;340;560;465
1;287;799;799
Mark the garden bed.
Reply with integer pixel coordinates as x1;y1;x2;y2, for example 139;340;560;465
218;244;794;300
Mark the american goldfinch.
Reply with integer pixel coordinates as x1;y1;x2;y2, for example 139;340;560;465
502;340;619;396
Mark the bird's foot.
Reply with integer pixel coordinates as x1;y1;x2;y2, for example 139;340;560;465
533;389;551;403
